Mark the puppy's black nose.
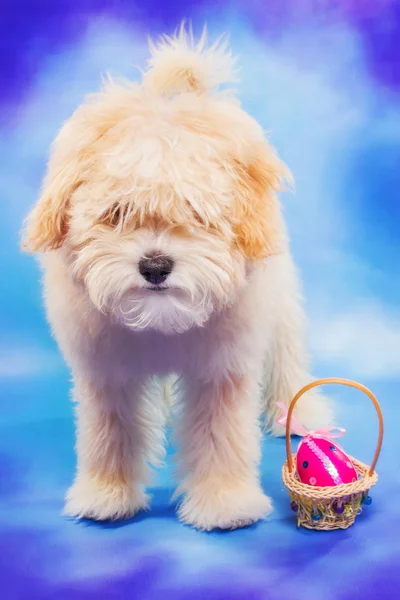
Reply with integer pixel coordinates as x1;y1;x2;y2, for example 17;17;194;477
139;255;174;285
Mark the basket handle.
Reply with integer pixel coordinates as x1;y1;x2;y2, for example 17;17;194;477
285;378;384;477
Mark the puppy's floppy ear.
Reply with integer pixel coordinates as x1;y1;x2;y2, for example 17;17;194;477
233;143;291;260
22;140;84;253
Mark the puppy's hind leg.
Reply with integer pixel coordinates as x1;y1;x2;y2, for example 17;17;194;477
262;253;334;436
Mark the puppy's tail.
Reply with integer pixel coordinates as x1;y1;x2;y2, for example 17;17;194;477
162;374;178;419
146;374;179;426
144;23;238;95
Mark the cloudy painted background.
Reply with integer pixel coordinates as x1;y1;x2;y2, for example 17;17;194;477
1;2;399;599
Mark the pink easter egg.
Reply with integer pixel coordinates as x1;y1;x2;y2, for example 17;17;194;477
296;435;358;487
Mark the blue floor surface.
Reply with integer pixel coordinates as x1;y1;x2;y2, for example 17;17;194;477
0;375;398;599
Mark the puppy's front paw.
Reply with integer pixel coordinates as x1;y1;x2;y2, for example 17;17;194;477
64;476;149;521
178;481;273;531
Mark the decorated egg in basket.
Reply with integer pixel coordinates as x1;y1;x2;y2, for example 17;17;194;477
296;436;358;486
276;401;358;486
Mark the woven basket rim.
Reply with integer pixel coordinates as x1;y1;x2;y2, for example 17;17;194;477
282;454;378;499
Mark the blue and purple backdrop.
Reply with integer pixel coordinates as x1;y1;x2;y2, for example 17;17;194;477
1;1;399;598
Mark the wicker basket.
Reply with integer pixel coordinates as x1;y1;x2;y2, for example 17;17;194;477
282;378;384;531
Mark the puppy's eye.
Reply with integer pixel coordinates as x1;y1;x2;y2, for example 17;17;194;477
190;205;206;226
100;205;125;228
110;206;123;226
192;209;205;226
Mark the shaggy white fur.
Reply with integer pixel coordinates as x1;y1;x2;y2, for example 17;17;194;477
23;26;333;530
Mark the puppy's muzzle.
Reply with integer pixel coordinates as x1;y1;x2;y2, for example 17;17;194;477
139;255;174;285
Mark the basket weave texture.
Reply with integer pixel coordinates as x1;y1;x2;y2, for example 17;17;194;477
282;378;384;531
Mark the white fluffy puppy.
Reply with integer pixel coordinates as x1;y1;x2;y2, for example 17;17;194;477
23;29;332;530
